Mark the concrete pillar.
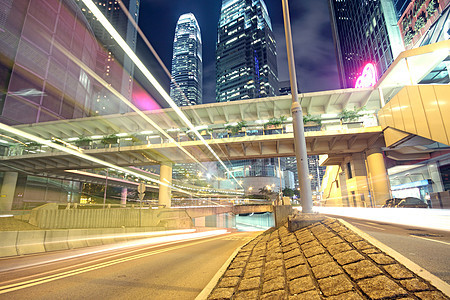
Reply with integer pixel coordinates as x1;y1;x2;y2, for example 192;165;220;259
427;162;444;193
366;148;391;206
121;187;127;206
0;172;18;211
158;162;172;208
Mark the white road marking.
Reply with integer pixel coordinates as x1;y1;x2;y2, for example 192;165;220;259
410;235;450;246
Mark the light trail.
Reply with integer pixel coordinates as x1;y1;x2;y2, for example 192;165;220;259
81;0;243;188
0;122;189;194
0;230;229;295
310;206;450;232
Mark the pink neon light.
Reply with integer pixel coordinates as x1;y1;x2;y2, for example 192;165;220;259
355;63;377;88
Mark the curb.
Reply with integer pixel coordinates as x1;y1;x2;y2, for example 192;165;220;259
339;218;450;297
195;236;254;300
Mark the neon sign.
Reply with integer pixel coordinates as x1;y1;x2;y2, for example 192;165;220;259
355;63;377;88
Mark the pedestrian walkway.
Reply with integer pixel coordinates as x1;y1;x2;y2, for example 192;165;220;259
207;218;448;299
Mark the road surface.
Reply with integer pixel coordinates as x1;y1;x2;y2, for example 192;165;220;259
0;230;259;299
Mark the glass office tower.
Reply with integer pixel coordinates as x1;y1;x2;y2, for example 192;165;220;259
328;0;404;88
170;13;203;106
216;0;278;102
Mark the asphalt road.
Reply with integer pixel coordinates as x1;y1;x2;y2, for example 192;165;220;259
0;231;259;299
337;216;450;284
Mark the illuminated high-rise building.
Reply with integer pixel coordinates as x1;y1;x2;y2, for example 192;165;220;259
328;0;404;88
216;0;278;102
170;13;203;106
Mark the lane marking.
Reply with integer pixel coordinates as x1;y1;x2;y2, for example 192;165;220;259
0;234;234;295
352;221;386;231
410;235;450;246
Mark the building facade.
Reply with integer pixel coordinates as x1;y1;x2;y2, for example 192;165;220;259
216;0;278;102
0;0;98;125
328;0;404;88
76;0;140;115
170;13;203;106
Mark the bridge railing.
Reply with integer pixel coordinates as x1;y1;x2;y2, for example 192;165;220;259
4;113;378;157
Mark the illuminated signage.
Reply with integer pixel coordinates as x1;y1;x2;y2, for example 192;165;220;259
355;63;377;88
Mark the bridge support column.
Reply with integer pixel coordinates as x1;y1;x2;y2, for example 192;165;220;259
159;162;172;208
121;187;127;206
366;148;390;207
0;172;18;211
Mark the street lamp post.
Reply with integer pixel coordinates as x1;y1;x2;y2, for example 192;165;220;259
281;0;313;213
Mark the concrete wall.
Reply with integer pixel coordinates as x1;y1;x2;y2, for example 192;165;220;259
28;207;194;229
0;227;183;258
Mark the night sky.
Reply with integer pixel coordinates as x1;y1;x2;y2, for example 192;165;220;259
137;0;340;104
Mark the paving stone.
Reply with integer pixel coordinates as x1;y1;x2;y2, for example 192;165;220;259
343;260;383;280
232;256;248;263
218;276;240;288
208;287;235;300
312;261;343;279
321;236;345;247
327;291;365;300
234;289;259;300
400;278;430;292
334;250;364;265
361;248;380;254
286;264;309;280
281;237;297;246
415;291;448;299
263;277;285;294
327;242;353;256
342;234;363;243
249;255;264;263
261;290;287;300
229;260;247;269
310;225;329;235
315;231;336;242
368;253;395;265
289;276;315;294
284;256;306;269
265;259;283;269
282;242;299;253
317;274;354;296
288;290;321;300
295;232;315;244
358;275;407;299
284;248;302;260
264;267;284;281
352;240;373;250
247;260;264;270
303;246;326;258
266;251;283;261
238;277;260;291
300;240;321;250
224;268;244;277
244;268;261;278
383;264;414;279
307;253;333;267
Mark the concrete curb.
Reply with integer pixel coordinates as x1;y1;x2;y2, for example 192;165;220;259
339;218;450;297
195;239;251;300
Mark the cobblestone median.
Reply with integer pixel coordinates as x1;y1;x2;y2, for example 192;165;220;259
208;218;448;300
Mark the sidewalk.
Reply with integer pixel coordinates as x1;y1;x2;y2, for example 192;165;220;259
206;218;449;299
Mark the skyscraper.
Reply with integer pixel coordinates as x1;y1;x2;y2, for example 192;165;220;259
170;13;203;106
216;0;278;102
328;0;404;88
